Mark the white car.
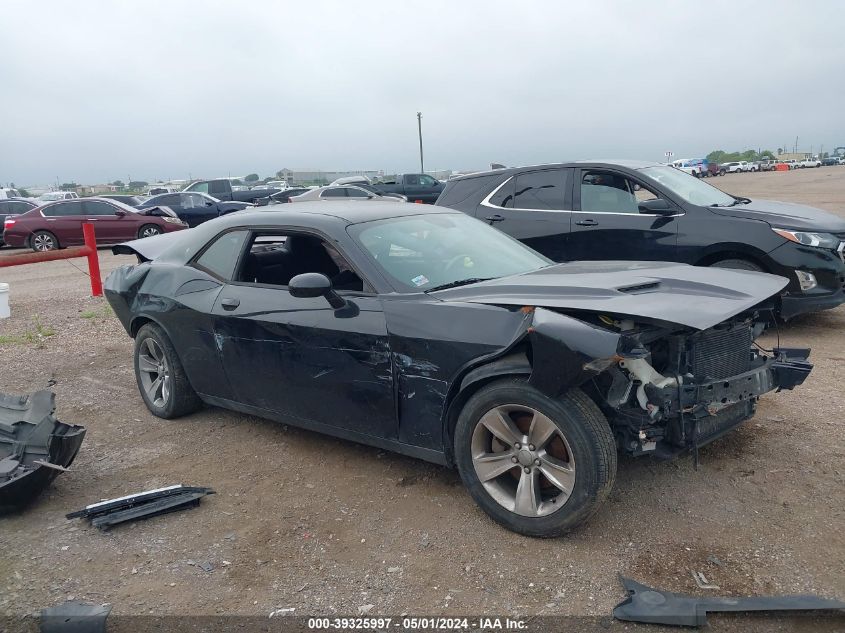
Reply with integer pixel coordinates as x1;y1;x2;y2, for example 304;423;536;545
289;185;406;202
0;188;22;200
722;161;751;173
799;157;822;168
36;191;79;202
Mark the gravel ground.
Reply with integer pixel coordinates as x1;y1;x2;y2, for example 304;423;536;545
0;167;843;631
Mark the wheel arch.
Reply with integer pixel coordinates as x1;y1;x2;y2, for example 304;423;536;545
694;244;772;271
441;349;532;467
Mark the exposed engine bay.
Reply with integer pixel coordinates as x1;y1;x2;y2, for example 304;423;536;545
579;313;812;458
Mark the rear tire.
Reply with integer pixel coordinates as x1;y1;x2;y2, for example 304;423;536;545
454;380;616;537
31;230;59;252
710;258;764;272
138;224;162;239
134;323;202;419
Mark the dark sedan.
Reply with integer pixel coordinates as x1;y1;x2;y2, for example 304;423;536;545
104;202;810;536
2;198;186;251
436;160;845;320
0;198;38;246
136;192;251;228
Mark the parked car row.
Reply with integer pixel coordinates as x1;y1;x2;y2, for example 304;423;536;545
2;198;187;250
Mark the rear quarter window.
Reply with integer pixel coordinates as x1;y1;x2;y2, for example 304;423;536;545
436;175;502;211
194;230;249;281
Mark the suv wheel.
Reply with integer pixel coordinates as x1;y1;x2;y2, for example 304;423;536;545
454;380;616;537
134;323;202;418
711;258;764;272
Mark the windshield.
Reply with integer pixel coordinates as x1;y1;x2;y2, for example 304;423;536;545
639;165;736;207
350;213;552;292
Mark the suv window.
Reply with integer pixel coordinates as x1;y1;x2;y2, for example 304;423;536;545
84;201;118;216
512;169;568;210
579;171;656;214
195;230;249;281
488;177;515;208
43;201;83;217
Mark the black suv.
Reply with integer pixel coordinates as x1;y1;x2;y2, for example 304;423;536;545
435;160;845;319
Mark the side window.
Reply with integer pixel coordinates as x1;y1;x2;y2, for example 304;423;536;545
191;182;210;194
418;175;437;187
209;181;227;195
195;230;249;280
188;194;208;207
156;194;180;207
0;201;8;213
43;202;83;216
321;188;346;198
83;201;117;216
236;232;368;293
580;171;655;213
488;177;514;208
404;174;421;186
345;187;369;198
512;169;567;210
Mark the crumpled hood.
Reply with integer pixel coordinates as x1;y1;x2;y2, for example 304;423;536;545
432;261;788;330
710;199;845;232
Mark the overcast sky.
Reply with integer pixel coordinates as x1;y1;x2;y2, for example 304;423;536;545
1;0;843;185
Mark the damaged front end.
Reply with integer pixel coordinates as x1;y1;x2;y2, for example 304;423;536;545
526;308;812;459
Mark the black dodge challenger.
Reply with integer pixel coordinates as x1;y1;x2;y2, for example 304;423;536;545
105;202;812;536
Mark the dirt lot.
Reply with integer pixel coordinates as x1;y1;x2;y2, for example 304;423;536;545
1;168;843;629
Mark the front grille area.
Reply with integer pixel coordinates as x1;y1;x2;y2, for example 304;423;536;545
688;324;752;379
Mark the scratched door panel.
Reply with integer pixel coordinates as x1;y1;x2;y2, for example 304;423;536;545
211;286;396;438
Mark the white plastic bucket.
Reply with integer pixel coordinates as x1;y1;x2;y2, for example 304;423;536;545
0;283;9;319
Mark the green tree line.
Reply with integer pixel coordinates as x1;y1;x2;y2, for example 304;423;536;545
706;149;777;164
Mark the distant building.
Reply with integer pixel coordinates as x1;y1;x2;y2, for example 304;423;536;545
777;152;812;161
76;184;120;195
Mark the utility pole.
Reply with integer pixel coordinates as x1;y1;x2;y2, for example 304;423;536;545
417;112;424;174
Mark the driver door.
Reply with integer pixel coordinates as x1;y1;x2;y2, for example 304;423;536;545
208;229;397;439
568;168;680;261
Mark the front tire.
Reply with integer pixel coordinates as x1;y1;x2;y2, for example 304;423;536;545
710;258;764;272
134;323;202;419
31;230;59;252
138;224;162;239
454;380;616;537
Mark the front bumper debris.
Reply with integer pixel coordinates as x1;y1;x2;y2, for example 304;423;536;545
613;576;845;627
0;390;85;513
67;484;215;530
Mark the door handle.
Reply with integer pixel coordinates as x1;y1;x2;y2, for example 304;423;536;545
220;297;240;311
575;218;599;226
485;214;505;224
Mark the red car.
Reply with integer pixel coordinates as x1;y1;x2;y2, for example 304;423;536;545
2;198;187;252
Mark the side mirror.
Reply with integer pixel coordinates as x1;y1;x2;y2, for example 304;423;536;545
289;272;346;309
638;198;674;215
114;209;127;217
205;201;214;207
